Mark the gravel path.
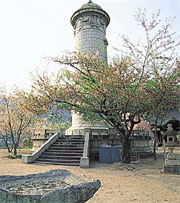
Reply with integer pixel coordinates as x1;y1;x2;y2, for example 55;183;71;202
0;149;180;203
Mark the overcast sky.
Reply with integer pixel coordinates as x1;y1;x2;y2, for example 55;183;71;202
0;0;180;91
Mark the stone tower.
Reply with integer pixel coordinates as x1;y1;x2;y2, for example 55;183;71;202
71;0;110;60
66;0;110;135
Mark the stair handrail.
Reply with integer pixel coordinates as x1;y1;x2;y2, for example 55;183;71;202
80;128;90;168
22;130;63;164
83;130;90;157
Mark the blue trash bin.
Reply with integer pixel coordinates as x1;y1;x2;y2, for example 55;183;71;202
111;145;121;162
99;147;112;163
99;146;121;163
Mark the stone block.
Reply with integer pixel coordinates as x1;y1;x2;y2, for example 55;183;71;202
92;135;98;140
163;165;180;174
99;140;105;146
92;131;99;136
112;140;119;145
79;129;85;135
98;135;103;140
165;159;180;166
108;128;117;135
90;147;99;153
91;141;99;147
0;170;101;202
107;135;113;139
139;141;144;147
134;141;139;147
100;130;108;136
73;129;80;135
80;157;90;168
107;140;113;145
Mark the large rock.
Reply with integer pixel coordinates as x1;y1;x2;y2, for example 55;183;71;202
0;170;101;203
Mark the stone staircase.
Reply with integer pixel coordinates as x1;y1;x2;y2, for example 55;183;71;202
35;135;84;166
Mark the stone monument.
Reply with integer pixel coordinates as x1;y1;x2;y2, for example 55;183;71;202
66;0;111;135
162;123;180;174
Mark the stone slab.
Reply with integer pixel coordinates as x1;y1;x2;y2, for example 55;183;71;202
163;165;180;174
165;159;180;166
0;170;101;203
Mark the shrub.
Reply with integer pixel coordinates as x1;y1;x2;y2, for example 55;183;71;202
7;154;22;159
21;137;33;149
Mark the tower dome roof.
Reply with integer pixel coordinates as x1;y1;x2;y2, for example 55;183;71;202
71;0;110;27
80;1;103;10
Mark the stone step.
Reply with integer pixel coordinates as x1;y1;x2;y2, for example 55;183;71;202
61;135;84;138
34;160;80;166
37;158;80;163
42;152;83;156
57;139;84;143
40;155;82;159
57;141;84;144
47;149;83;153
54;140;84;144
58;137;84;141
34;134;85;166
52;142;84;146
52;144;84;148
49;146;84;150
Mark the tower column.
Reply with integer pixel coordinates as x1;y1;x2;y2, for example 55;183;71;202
66;1;110;135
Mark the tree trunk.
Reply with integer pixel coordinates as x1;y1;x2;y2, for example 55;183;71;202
153;138;157;161
13;143;17;155
122;136;131;163
5;140;11;153
153;118;158;161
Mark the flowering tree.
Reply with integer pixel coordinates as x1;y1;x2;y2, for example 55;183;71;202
121;9;180;160
22;10;180;163
0;87;39;155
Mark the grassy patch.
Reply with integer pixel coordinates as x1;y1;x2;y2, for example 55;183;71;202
7;154;22;159
22;146;32;149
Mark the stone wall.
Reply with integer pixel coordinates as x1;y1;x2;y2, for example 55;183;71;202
130;130;152;156
89;129;153;161
89;128;121;160
31;127;153;161
66;127;153;161
31;129;58;151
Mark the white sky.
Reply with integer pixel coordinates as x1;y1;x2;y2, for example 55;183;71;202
0;0;180;91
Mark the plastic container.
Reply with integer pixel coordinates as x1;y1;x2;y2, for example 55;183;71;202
99;146;121;163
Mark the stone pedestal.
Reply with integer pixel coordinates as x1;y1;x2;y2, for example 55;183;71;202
163;158;180;174
163;150;180;174
80;157;90;168
162;124;180;174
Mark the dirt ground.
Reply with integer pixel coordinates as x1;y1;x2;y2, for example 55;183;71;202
0;148;180;203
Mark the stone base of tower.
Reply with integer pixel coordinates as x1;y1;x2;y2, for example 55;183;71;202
66;127;153;162
65;113;153;162
65;126;110;136
65;111;111;135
